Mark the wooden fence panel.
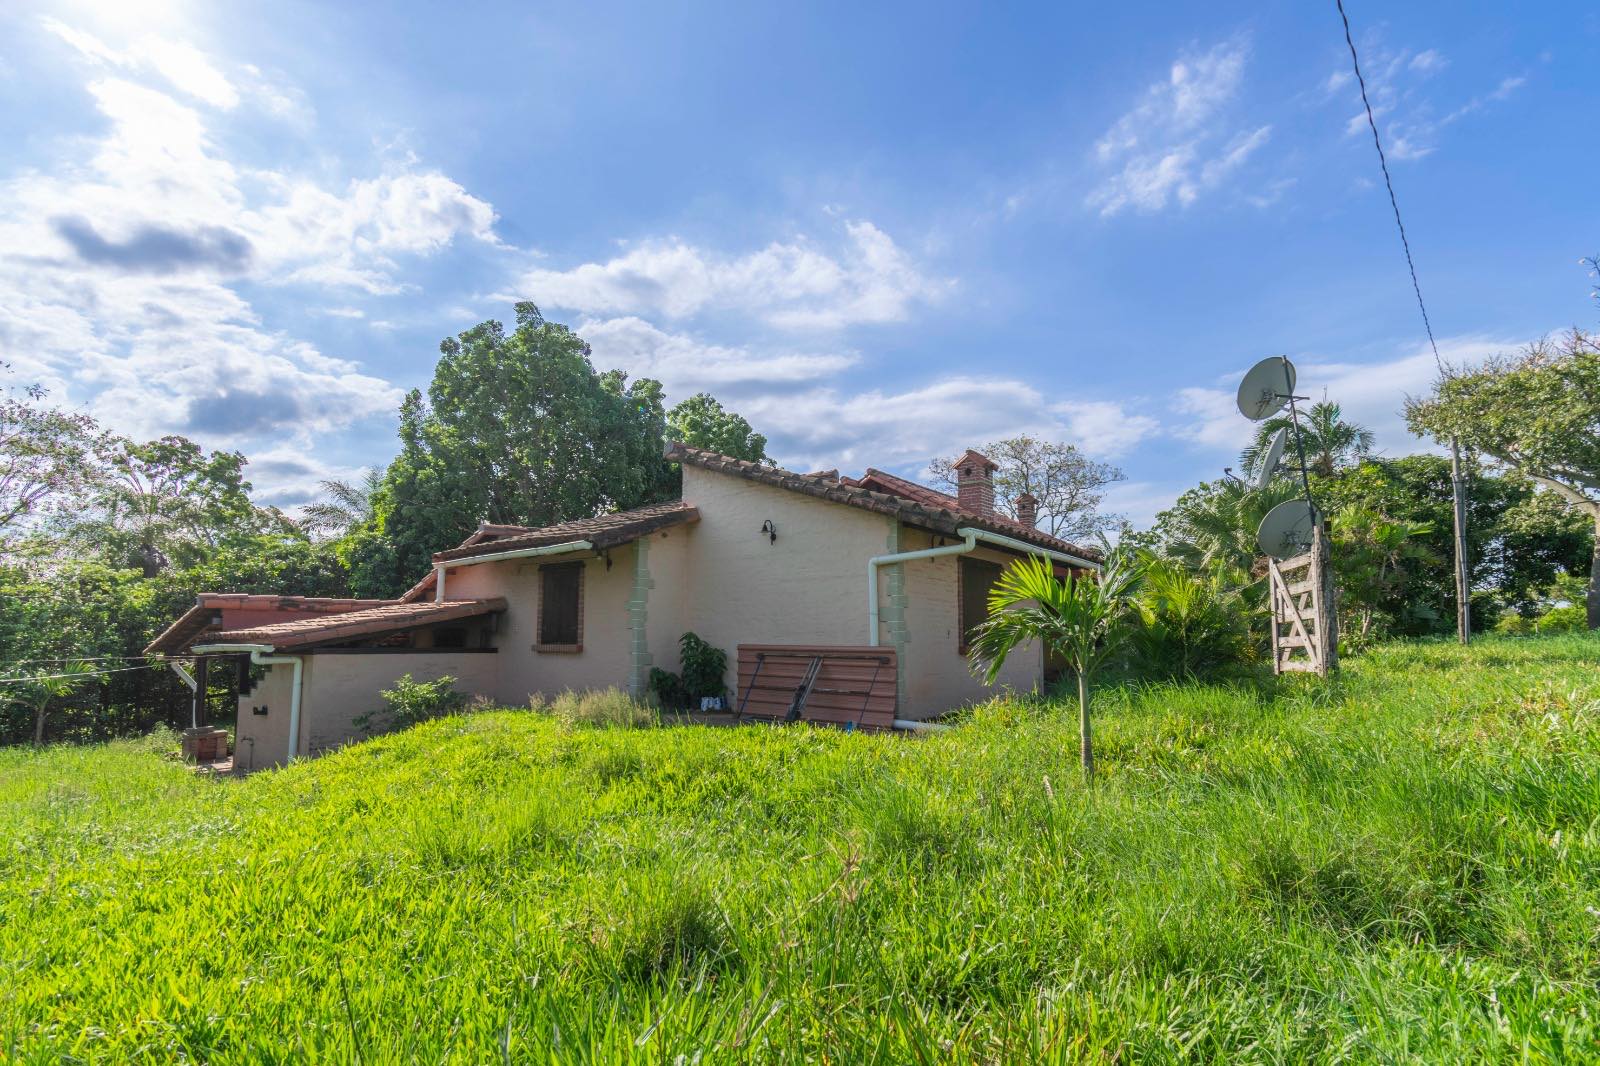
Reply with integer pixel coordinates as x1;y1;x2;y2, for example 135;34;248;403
735;644;897;732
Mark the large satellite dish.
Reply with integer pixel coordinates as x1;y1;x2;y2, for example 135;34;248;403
1250;428;1289;491
1257;498;1317;560
1237;356;1297;421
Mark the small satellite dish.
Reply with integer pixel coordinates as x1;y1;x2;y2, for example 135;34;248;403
1237;356;1297;421
1250;428;1289;491
1257;498;1317;560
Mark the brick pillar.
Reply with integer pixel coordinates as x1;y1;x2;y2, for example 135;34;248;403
955;449;999;515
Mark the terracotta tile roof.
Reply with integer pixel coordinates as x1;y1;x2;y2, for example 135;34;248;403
666;443;1101;562
196;599;507;652
145;594;394;656
431;500;700;564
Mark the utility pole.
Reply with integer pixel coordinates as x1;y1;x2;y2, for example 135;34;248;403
1450;440;1470;642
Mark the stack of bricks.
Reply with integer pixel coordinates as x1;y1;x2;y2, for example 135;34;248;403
181;727;230;763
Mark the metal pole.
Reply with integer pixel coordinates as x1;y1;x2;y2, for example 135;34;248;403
1450;439;1471;643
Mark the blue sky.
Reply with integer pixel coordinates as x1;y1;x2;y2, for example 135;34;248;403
2;1;1596;527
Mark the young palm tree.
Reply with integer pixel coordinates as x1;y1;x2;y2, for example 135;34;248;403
1241;400;1375;479
1164;478;1301;574
18;661;92;747
967;552;1143;779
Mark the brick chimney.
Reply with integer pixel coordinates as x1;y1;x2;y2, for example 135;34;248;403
955;449;999;515
1016;492;1039;529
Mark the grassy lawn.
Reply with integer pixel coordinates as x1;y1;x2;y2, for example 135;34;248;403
3;635;1599;1062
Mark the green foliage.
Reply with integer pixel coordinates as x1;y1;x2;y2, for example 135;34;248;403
355;674;468;735
1536;605;1587;633
677;632;727;702
1494;612;1534;635
0;366;102;544
4;635;1600;1059
646;667;687;709
968;550;1144;776
666;393;769;463
1329;504;1436;646
929;435;1126;541
534;687;657;730
1147;477;1300;573
1124;556;1255;680
1241;400;1374;478
1406;329;1600;627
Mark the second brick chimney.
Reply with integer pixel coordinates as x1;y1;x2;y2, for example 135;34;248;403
955;449;999;515
1015;492;1039;529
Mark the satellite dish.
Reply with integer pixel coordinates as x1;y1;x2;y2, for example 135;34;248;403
1236;356;1297;421
1257;498;1317;560
1250;428;1289;491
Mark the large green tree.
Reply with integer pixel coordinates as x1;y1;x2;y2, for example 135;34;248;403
666;393;769;463
1406;330;1600;627
368;303;677;590
0;368;102;549
1242;400;1374;480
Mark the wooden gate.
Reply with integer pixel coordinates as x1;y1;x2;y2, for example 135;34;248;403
1266;523;1338;676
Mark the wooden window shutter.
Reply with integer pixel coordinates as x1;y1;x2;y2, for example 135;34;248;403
959;557;1003;650
538;562;583;647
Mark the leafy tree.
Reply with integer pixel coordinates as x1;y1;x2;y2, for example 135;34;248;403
967;551;1144;780
1241;400;1374;479
373;303;676;589
1406;330;1600;627
1329;506;1436;645
929;435;1125;539
66;435;282;576
0;368;102;547
666;393;769;463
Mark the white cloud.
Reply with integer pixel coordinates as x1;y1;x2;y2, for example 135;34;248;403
577;316;856;395
1088;38;1273;215
511;220;951;330
1409;49;1447;75
743;377;1156;477
2;20;510;502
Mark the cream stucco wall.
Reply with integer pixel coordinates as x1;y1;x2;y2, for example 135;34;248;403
232;652;499;771
443;543;643;703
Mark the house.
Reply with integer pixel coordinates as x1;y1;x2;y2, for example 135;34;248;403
146;444;1100;769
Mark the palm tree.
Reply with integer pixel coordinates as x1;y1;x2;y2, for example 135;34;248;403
302;469;384;538
967;551;1144;779
16;661;93;747
1241;401;1375;479
1163;478;1301;575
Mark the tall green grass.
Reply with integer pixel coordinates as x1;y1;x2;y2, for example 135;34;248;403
2;634;1598;1062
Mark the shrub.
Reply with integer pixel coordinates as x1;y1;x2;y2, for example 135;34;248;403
1535;605;1587;633
535;687;656;730
1494;612;1535;636
647;632;729;709
679;632;727;703
355;674;468;735
1124;557;1254;680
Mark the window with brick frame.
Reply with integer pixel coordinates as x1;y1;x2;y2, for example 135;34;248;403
958;557;1003;652
537;561;583;649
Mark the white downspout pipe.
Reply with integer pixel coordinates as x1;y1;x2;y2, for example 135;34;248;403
868;525;1101;733
192;643;303;764
432;538;595;602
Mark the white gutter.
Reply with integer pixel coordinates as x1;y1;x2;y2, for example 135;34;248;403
192;643;303;764
432;538;594;602
967;528;1102;572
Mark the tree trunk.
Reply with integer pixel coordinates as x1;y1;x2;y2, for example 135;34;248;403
32;702;46;747
1589;513;1600;631
1077;670;1094;781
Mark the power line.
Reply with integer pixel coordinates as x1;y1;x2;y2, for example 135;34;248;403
0;663;163;685
1335;0;1444;376
2;654;154;666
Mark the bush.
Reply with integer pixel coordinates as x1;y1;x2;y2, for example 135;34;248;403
1124;557;1255;681
1535;605;1588;633
1494;612;1535;636
535;688;656;730
356;674;469;735
647;632;728;709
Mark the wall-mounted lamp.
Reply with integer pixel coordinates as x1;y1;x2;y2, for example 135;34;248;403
760;519;778;545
